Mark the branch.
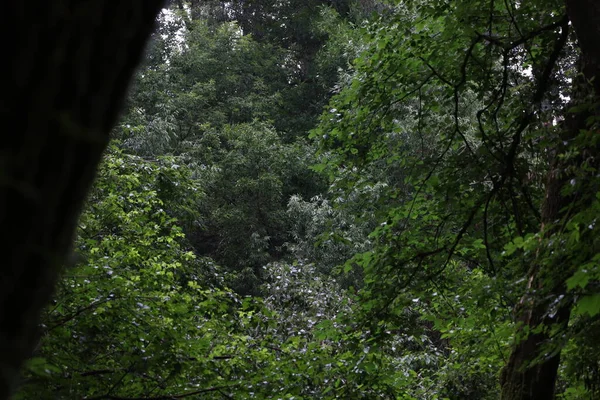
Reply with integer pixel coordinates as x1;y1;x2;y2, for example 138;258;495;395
84;386;235;400
46;297;117;332
80;369;115;377
477;16;568;51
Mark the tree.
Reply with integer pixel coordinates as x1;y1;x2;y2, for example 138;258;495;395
0;2;164;399
114;4;355;292
189;122;323;295
5;1;599;398
313;0;600;397
501;1;600;398
16;148;236;399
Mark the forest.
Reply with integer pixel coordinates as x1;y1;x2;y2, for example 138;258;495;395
4;0;600;399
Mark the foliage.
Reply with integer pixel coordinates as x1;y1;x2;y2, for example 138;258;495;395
114;7;340;287
16;0;600;399
121;19;286;156
185;122;324;294
311;0;600;397
17;148;241;398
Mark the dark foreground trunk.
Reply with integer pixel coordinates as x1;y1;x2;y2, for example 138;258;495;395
0;2;163;399
500;1;600;398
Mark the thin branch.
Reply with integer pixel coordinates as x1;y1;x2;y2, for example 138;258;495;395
85;385;235;400
477;16;568;51
483;188;496;274
80;369;116;377
46;297;117;333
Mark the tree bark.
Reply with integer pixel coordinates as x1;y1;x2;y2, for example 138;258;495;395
0;2;163;399
500;1;600;399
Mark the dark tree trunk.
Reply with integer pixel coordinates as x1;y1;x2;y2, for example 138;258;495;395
500;1;600;399
0;2;163;399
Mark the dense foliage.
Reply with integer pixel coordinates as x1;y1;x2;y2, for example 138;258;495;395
17;0;600;399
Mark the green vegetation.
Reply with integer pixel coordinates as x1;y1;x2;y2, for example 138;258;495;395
16;1;600;399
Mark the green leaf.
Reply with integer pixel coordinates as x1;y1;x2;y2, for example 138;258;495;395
566;270;591;291
574;294;600;317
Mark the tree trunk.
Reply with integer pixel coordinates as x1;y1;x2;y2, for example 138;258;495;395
0;2;163;399
500;1;600;399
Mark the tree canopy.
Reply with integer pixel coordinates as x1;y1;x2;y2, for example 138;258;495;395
3;1;600;399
